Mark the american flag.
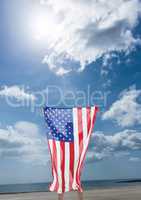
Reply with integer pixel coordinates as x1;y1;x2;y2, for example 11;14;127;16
43;106;98;193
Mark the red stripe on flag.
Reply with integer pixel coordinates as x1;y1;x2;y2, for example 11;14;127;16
76;108;83;189
69;142;74;191
91;106;99;130
60;141;65;193
87;107;91;135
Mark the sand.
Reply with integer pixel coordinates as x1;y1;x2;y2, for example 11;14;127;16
0;185;141;200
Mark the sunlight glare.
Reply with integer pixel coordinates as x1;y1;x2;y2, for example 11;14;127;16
29;11;60;43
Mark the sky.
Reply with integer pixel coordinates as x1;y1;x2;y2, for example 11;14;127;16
0;0;141;184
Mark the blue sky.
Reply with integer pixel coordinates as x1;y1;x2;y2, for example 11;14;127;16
0;0;141;184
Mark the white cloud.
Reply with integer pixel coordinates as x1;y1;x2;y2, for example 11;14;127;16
42;53;71;75
87;129;141;163
101;53;118;76
1;121;141;165
102;86;141;127
0;85;35;101
39;0;141;74
0;121;49;165
56;67;71;76
129;157;141;162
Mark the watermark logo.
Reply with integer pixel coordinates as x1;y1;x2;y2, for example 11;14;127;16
4;85;110;114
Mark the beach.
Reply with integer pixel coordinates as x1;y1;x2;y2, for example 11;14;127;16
0;185;141;200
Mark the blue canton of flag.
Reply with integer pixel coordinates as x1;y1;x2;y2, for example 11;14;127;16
44;107;74;142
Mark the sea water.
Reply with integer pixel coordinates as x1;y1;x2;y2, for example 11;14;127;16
0;179;141;194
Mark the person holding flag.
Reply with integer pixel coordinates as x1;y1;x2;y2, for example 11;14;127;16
43;106;99;200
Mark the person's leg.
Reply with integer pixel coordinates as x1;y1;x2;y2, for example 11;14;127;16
77;191;84;200
58;193;64;200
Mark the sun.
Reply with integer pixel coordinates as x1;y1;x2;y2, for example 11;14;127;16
32;14;49;40
29;11;61;42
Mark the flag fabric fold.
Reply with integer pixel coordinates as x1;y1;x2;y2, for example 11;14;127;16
43;106;99;193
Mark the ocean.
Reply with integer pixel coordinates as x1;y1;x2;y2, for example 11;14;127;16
0;179;141;194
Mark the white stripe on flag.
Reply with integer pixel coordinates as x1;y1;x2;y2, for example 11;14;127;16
72;108;79;189
56;141;62;193
64;142;70;191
